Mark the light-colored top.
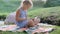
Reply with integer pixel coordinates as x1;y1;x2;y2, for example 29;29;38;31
15;8;28;28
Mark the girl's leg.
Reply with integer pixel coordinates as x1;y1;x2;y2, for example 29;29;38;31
27;19;39;27
28;19;35;27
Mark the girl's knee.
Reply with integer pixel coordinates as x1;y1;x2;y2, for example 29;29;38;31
28;20;35;27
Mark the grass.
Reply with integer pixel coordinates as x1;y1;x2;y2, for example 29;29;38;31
0;0;20;14
0;31;27;34
50;26;60;34
28;6;60;18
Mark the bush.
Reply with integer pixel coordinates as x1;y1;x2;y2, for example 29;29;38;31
40;15;60;26
0;15;6;21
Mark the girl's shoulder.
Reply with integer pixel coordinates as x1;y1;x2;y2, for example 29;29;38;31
17;8;22;12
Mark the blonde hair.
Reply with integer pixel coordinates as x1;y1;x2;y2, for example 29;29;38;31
17;0;33;10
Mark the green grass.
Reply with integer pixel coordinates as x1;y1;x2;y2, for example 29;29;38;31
50;26;60;34
0;0;20;14
28;6;60;18
0;31;27;34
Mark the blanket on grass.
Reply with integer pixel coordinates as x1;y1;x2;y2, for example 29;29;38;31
0;23;55;34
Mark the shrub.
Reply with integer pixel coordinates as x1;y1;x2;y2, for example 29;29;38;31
40;15;60;26
0;15;6;21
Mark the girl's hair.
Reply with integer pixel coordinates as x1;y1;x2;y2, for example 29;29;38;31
17;0;33;10
23;0;31;5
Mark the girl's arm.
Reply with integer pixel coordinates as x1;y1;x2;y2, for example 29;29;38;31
16;9;26;21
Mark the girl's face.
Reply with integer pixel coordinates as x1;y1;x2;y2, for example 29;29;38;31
23;4;31;10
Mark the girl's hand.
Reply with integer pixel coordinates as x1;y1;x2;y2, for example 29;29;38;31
23;17;27;20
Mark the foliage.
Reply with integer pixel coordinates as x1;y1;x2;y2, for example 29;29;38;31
44;0;60;7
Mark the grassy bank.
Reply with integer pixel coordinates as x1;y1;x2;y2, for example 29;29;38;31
28;6;60;18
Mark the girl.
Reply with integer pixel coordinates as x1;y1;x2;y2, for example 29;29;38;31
15;0;36;29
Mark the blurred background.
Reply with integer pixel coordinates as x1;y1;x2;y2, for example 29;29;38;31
0;0;60;34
